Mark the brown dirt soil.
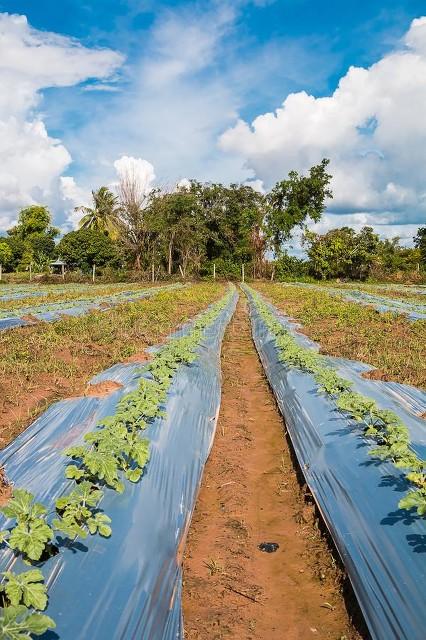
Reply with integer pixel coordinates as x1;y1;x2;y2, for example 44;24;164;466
85;380;123;397
182;298;367;640
361;369;390;382
0;468;12;506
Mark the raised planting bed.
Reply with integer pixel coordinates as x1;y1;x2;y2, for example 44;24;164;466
244;284;426;640
282;282;426;320
0;287;237;639
0;283;183;332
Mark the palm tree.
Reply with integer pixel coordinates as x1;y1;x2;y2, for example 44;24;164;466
75;187;121;239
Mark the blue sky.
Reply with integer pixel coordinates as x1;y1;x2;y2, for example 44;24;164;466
0;0;425;242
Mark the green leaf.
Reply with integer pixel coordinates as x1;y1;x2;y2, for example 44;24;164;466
23;612;56;635
64;465;85;480
52;517;87;540
0;490;47;524
0;605;55;639
399;490;426;515
8;521;53;561
0;531;9;544
125;468;142;483
2;570;47;610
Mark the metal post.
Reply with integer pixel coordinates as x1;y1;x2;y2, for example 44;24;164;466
61;263;65;281
241;263;245;283
92;263;96;283
213;263;216;280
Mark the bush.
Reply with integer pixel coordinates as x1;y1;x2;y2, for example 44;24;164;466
57;229;122;273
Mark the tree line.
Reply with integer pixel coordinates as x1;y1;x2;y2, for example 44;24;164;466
0;158;424;282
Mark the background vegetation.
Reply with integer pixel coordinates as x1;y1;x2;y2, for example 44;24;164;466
0;159;424;283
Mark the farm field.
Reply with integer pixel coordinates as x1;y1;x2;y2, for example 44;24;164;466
0;281;424;640
327;282;426;303
0;282;225;448
238;285;426;639
0;282;182;331
254;281;426;389
280;282;426;320
0;281;164;306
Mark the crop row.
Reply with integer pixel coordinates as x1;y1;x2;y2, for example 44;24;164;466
282;282;426;320
0;286;234;638
0;284;182;320
246;285;426;518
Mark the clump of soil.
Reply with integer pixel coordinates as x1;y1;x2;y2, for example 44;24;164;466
361;369;390;382
0;468;12;506
85;380;123;397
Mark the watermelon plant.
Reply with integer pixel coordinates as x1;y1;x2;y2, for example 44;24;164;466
245;285;426;519
0;285;235;636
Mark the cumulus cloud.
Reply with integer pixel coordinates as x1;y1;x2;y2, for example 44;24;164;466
59;176;91;231
113;155;156;194
0;12;123;231
220;16;426;241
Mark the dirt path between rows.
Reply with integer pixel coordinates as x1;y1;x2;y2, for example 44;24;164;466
182;296;367;640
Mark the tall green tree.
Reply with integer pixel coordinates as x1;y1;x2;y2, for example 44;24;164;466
76;187;121;239
266;158;333;254
57;229;121;272
0;240;12;270
414;227;426;266
375;237;422;274
303;226;380;280
148;188;200;275
7;205;59;271
189;181;266;276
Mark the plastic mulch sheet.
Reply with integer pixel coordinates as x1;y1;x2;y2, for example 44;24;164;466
246;289;426;640
0;291;237;639
284;282;426;321
0;284;183;332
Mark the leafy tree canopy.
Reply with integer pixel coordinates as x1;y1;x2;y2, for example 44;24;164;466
414;227;426;264
57;229;122;272
266;158;333;254
0;240;12;268
5;206;59;271
7;206;58;241
77;187;121;239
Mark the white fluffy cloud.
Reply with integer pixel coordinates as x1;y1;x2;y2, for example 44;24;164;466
0;13;123;231
220;16;426;242
113;156;156;194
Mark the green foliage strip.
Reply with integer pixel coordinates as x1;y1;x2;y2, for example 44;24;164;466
246;286;426;517
0;286;234;638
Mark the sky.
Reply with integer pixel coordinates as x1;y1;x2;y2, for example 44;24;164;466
0;0;425;246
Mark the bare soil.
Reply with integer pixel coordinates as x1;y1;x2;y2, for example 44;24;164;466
85;380;124;397
0;468;12;506
182;297;367;640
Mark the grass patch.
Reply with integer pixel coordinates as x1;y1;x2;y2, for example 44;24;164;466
0;283;225;447
254;282;426;389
